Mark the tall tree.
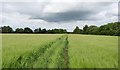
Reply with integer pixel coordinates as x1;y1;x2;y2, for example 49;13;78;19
1;26;13;33
86;25;99;34
0;27;2;33
73;26;82;34
34;28;41;33
15;28;24;33
24;27;33;33
83;25;88;34
41;28;47;33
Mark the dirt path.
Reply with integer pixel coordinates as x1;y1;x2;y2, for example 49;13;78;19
63;36;69;68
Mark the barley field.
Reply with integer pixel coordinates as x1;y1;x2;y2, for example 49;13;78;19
2;34;118;68
68;34;118;68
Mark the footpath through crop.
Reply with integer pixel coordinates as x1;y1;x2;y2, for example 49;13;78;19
9;35;69;68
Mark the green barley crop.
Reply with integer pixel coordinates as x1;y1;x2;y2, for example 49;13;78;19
68;34;118;68
2;34;118;68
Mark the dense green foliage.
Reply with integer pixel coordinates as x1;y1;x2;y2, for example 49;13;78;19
1;26;13;33
1;22;120;36
98;22;120;35
23;27;33;33
15;28;24;33
81;22;120;36
83;25;89;33
73;26;82;34
1;26;67;34
34;28;67;34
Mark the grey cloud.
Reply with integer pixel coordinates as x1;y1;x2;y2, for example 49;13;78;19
2;2;117;23
29;2;114;22
31;11;96;22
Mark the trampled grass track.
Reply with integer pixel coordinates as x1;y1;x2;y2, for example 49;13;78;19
8;35;69;68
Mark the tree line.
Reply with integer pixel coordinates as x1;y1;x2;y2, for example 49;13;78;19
0;22;120;36
1;26;67;34
73;22;120;36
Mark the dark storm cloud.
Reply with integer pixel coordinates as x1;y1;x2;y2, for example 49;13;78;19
31;11;95;22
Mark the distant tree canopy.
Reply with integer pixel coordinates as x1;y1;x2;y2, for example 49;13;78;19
73;26;82;34
24;27;33;33
86;25;99;34
15;28;24;33
50;29;67;34
83;25;88;34
1;22;120;36
73;22;120;36
98;22;119;35
1;26;13;33
34;28;67;34
34;28;41;33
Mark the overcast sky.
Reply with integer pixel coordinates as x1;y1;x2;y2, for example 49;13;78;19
0;0;119;32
